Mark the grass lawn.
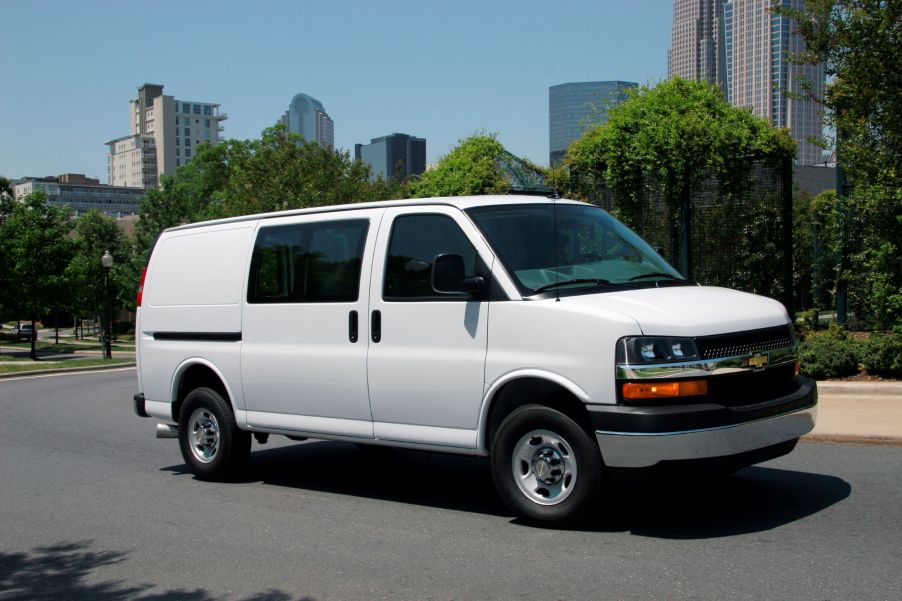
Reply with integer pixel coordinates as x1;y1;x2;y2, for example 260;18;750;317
0;357;133;374
0;341;134;353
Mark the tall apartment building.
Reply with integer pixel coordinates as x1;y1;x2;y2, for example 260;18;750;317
354;133;426;181
14;173;145;218
106;83;227;188
548;81;637;165
668;1;825;165
279;93;334;148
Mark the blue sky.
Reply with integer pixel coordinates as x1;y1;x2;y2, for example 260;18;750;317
0;0;672;181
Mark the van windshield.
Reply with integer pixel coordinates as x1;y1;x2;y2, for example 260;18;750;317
466;203;690;297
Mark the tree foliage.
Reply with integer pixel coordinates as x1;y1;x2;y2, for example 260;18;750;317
567;78;796;221
0;192;75;358
778;1;901;329
66;210;137;322
793;189;841;311
777;0;901;186
407;134;511;198
0;175;13;225
135;125;404;261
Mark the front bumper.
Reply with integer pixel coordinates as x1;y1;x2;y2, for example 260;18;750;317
590;377;817;468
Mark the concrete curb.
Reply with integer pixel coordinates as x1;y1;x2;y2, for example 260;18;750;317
803;433;902;446
816;381;902;396
0;362;136;379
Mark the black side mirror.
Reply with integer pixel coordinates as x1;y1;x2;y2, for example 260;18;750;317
432;253;484;297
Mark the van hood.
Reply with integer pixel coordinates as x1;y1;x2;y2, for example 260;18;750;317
563;285;790;337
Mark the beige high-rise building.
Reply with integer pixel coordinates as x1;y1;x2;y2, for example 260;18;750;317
668;0;728;96
107;83;227;188
669;1;825;165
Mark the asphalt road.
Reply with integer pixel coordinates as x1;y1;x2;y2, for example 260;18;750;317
1;369;900;600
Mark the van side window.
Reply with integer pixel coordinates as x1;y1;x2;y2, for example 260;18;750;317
383;214;478;301
248;219;368;303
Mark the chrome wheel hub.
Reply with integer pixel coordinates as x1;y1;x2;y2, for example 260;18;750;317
187;408;220;464
511;429;578;506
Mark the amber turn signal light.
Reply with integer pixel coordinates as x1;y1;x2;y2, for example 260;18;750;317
622;379;708;400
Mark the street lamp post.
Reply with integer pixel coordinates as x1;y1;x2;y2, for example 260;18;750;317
101;250;113;360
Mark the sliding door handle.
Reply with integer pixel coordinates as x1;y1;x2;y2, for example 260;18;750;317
348;310;358;343
371;310;381;343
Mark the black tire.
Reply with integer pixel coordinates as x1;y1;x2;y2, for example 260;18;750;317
178;387;251;481
491;404;603;526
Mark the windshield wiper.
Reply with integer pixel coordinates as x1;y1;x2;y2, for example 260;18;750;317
533;278;614;294
628;272;684;282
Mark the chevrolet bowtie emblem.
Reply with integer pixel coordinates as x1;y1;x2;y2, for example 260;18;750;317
747;353;769;369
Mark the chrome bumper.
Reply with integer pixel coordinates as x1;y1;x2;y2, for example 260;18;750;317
595;404;817;468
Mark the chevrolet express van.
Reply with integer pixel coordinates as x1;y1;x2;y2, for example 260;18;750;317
134;195;817;525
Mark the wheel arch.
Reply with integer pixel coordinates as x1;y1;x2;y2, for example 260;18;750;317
170;359;236;423
477;370;593;454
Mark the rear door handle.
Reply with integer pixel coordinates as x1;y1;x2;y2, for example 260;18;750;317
371;310;381;343
348;310;358;343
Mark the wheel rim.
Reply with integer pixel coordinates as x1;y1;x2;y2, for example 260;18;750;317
511;429;578;506
187;407;220;464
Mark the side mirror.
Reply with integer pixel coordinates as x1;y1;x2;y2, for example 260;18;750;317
432;253;484;297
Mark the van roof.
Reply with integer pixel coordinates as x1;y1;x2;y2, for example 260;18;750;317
165;194;588;233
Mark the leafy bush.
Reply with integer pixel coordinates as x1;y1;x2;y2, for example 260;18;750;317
860;334;902;378
799;332;861;380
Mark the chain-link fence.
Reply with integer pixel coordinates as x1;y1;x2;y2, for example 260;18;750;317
572;158;793;311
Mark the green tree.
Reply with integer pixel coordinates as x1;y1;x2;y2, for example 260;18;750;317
777;0;900;186
568;78;795;217
0;175;13;225
135;125;404;260
777;1;901;329
407;134;512;198
0;191;74;359
66;210;136;337
794;189;841;311
209;126;394;218
567;78;795;279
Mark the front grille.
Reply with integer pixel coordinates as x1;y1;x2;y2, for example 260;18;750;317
696;325;794;360
708;362;798;407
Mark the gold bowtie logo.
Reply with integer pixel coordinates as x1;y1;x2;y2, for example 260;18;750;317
747;353;769;369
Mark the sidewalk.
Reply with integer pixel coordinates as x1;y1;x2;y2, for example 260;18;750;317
805;381;902;446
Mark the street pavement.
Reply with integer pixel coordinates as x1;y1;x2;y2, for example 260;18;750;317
1;369;901;600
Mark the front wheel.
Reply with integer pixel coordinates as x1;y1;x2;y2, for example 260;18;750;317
178;387;251;481
491;405;603;526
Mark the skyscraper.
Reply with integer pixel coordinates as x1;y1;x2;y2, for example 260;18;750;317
668;0;728;97
106;83;227;189
668;1;825;165
355;133;426;181
548;81;637;165
279;93;334;148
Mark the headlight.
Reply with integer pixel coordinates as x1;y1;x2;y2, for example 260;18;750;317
616;336;700;364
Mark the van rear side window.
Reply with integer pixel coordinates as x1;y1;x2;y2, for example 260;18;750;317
248;219;369;303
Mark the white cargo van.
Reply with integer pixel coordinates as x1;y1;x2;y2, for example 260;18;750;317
134;195;817;525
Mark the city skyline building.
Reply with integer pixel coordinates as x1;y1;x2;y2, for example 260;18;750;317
13;173;145;218
668;0;825;165
667;0;729;96
279;93;334;148
548;81;637;165
354;133;426;181
106;83;227;188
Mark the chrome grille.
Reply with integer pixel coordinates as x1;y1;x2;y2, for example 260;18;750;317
696;325;794;360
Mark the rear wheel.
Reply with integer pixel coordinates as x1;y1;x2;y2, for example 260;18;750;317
491;404;603;526
178;387;250;481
